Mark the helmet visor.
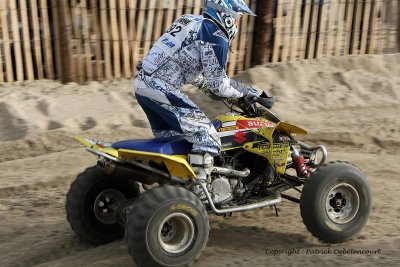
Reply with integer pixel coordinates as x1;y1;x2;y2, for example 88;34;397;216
229;0;256;16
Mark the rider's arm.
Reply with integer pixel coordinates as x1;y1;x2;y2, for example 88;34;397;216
196;19;243;99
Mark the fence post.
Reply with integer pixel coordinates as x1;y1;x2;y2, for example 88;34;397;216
398;0;400;52
252;0;274;66
59;0;75;83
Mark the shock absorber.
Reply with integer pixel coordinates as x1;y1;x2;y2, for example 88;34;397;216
291;146;310;178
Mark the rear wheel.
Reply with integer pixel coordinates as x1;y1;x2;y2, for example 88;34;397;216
300;161;372;243
66;165;140;245
126;186;209;267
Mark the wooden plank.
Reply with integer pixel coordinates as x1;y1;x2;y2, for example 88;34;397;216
91;0;103;80
143;0;156;57
0;41;3;82
128;0;138;73
238;3;250;71
300;0;311;60
30;0;44;79
165;0;175;33
334;0;346;56
71;0;84;82
100;0;112;79
359;0;372;54
351;0;363;54
193;0;202;15
40;0;54;79
110;0;121;79
176;0;184;18
316;0;327;58
51;1;62;80
0;31;3;82
367;0;379;54
398;0;400;52
272;0;283;62
344;0;355;55
290;0;302;61
152;0;164;42
59;0;76;82
227;36;239;76
307;1;320;59
281;0;294;63
133;1;147;70
119;0;131;78
20;0;34;80
10;0;24;81
185;0;193;14
245;0;257;68
377;1;386;53
1;1;13;82
81;0;93;81
325;0;337;56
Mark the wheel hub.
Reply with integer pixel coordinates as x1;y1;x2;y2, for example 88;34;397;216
158;212;195;254
326;183;360;224
94;189;125;225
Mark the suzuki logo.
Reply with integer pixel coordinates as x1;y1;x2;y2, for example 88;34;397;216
233;131;247;144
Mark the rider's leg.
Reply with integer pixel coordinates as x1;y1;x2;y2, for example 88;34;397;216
134;78;220;180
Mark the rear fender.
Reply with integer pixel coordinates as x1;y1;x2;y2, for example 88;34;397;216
76;136;196;180
75;136;120;160
118;149;196;180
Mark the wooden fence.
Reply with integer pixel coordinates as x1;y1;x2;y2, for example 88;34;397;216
270;0;399;62
0;0;256;83
0;0;398;84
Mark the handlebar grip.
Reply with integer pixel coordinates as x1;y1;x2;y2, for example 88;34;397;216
256;96;275;109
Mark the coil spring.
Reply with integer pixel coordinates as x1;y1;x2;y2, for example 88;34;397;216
293;155;310;178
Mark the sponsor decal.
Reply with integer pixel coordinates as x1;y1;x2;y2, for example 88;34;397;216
238;119;275;129
176;17;191;26
279;135;291;142
221;121;237;127
218;126;238;132
161;38;175;48
233;131;247;144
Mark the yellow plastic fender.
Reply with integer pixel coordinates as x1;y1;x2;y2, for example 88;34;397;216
75;136;196;180
118;149;196;180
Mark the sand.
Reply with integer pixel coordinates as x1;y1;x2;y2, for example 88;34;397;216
0;54;399;266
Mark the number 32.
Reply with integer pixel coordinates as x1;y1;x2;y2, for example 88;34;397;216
167;24;182;37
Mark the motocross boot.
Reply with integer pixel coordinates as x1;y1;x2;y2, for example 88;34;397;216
188;153;214;181
188;153;214;200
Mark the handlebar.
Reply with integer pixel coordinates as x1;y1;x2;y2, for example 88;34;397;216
202;87;276;118
256;95;275;109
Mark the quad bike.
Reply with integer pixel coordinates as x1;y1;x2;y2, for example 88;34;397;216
66;91;372;267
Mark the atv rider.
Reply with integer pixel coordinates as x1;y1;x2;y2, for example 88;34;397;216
134;0;258;180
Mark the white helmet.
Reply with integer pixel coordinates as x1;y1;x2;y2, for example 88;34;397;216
203;0;256;42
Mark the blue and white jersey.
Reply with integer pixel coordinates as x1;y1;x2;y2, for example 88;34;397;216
139;14;243;99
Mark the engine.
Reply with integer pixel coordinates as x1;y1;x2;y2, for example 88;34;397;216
210;175;248;204
210;176;232;204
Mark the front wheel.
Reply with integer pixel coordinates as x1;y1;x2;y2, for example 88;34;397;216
300;161;372;243
126;186;209;267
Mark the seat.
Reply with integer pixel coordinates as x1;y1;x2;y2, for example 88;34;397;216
112;121;220;155
112;136;192;155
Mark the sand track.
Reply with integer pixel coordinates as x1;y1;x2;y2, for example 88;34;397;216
0;54;399;266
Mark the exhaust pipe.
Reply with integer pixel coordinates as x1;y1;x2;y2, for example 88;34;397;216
298;141;328;167
211;167;250;178
195;182;281;214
